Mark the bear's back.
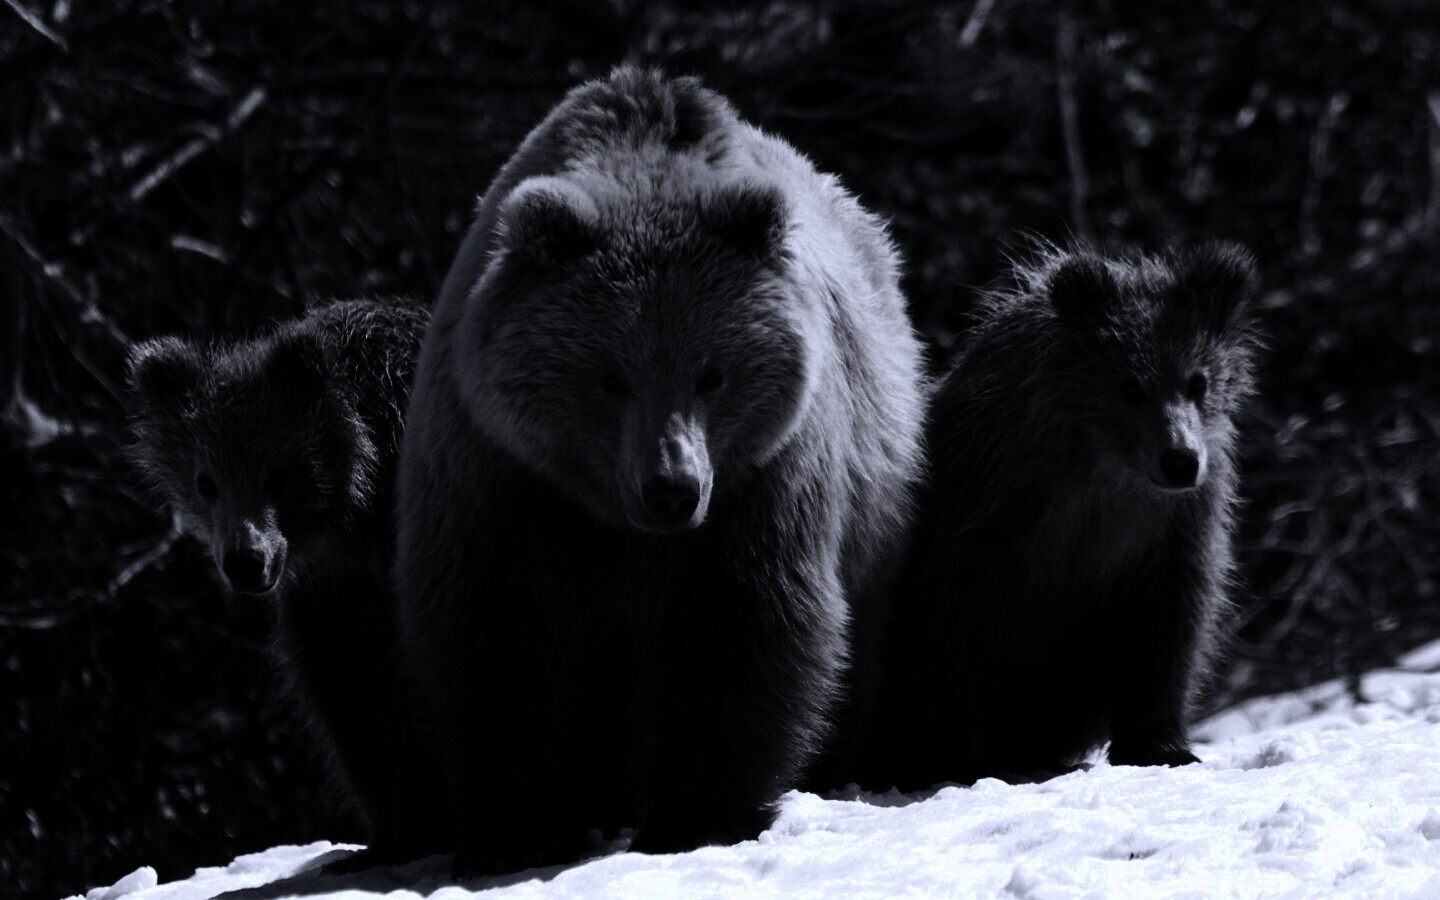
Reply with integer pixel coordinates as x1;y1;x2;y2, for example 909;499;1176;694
301;298;430;471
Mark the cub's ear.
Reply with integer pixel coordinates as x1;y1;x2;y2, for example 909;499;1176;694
266;329;329;403
127;336;201;414
1046;254;1120;325
667;75;723;148
1178;241;1259;332
700;182;788;266
497;177;601;266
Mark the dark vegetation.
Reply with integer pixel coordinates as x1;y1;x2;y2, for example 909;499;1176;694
1;1;1435;895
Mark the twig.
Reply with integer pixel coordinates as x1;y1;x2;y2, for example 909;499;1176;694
959;0;997;47
1425;91;1440;226
0;212;130;408
100;518;183;600
3;391;101;450
3;0;67;52
128;85;267;204
0;212;128;347
1297;91;1351;257
382;7;441;288
1264;504;1367;648
1054;15;1094;246
0;519;183;629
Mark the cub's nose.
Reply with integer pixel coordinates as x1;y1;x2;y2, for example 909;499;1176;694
642;475;701;531
1158;448;1201;490
223;547;273;594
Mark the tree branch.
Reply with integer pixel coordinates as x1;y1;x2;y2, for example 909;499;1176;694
2;0;67;52
0;519;183;629
1055;15;1093;246
959;0;997;47
128;85;268;204
1298;91;1351;257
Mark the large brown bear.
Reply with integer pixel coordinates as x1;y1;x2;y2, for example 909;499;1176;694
393;67;927;873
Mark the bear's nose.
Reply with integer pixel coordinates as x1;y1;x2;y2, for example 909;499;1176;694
223;547;272;594
642;475;701;530
1158;448;1201;490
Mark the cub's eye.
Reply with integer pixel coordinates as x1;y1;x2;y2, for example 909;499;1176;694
1186;372;1208;402
1121;376;1146;401
195;473;218;501
696;367;724;395
600;371;629;396
265;466;290;492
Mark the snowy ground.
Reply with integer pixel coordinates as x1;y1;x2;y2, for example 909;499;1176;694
79;643;1440;900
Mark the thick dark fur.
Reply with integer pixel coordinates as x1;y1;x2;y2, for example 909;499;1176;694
867;243;1262;791
126;298;446;866
394;67;927;872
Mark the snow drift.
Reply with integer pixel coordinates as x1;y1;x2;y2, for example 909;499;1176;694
75;643;1440;899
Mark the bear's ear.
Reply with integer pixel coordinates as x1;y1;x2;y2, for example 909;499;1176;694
1046;254;1120;325
266;329;329;404
667;76;723;149
701;182;788;266
497;178;601;266
1178;241;1259;333
127;336;202;414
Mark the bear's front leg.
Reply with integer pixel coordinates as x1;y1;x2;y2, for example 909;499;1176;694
1106;532;1211;768
395;467;607;876
628;508;847;854
411;588;600;877
275;570;449;872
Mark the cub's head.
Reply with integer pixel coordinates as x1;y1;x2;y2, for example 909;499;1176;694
1042;242;1261;493
454;174;817;533
127;329;374;594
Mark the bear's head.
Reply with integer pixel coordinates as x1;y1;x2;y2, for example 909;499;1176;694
127;329;375;594
1044;242;1260;494
454;174;816;534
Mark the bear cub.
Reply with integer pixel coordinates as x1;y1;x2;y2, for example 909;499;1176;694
869;243;1262;790
394;67;927;873
126;297;444;867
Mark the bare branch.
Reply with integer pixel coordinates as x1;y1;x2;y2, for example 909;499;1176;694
3;391;102;449
959;0;997;47
1055;15;1093;246
0;212;129;347
101;518;183;600
0;212;130;410
3;0;67;52
128;86;267;204
1425;91;1440;225
1297;91;1351;257
0;519;182;630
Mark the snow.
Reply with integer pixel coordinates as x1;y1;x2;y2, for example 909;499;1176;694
76;647;1440;900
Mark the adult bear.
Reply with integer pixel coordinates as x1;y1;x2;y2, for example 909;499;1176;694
394;67;926;873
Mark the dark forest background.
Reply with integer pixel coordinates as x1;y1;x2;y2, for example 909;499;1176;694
2;0;1437;896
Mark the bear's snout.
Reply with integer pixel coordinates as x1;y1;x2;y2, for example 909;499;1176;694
223;546;272;593
623;409;713;533
642;474;702;531
1150;401;1208;492
217;519;288;595
1157;447;1202;490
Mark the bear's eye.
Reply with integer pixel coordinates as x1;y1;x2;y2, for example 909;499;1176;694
600;371;629;396
265;466;290;493
1186;372;1208;402
696;367;724;395
195;473;218;502
1120;376;1147;402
